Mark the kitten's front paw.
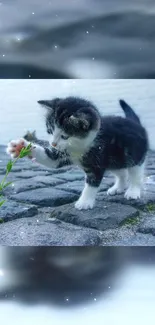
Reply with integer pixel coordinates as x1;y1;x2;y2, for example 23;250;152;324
124;187;141;200
6;138;30;159
75;197;95;210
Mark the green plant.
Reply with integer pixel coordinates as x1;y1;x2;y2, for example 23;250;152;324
145;203;155;213
0;144;32;207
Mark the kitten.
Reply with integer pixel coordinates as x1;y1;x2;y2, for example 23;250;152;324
7;97;148;210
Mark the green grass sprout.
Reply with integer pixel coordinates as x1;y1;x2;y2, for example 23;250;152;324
0;143;32;207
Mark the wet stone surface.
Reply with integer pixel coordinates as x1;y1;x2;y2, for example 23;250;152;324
0;145;155;246
51;201;138;231
137;213;155;237
0;201;38;223
0;215;101;246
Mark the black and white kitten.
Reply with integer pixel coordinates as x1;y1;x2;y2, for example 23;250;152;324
7;97;148;210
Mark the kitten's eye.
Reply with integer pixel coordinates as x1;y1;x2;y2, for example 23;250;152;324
61;135;69;140
47;129;52;134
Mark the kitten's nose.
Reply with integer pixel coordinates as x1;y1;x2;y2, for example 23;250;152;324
52;142;57;147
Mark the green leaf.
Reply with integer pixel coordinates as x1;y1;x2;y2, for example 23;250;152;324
0;143;32;209
19;144;32;158
27;143;32;150
6;160;13;173
0;200;6;207
2;181;13;189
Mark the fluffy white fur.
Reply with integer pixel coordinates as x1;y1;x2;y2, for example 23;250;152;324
50;125;97;154
107;164;145;200
75;184;98;210
124;164;145;200
107;169;128;196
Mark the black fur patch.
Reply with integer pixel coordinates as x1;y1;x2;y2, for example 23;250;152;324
81;115;148;187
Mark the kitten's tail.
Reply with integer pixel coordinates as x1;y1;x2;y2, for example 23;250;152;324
119;99;141;124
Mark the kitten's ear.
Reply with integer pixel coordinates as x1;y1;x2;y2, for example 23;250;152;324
69;114;90;130
37;98;61;111
37;100;53;110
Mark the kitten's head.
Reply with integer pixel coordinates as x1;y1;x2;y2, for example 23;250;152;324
38;96;101;152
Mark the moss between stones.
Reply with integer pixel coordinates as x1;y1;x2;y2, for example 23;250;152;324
0;218;4;223
120;211;140;226
145;203;155;213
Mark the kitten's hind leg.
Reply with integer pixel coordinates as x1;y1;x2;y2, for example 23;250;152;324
107;169;128;196
124;163;145;200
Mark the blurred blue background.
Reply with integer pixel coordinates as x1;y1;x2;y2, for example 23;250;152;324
0;0;155;78
0;247;155;324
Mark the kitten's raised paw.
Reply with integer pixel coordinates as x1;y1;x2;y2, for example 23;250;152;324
75;197;95;210
6;138;29;159
124;187;141;200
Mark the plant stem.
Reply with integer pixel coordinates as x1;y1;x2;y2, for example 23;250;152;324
0;144;32;206
0;156;19;188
